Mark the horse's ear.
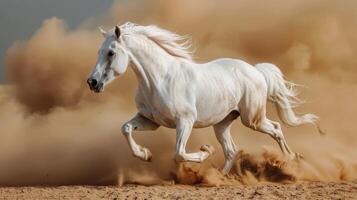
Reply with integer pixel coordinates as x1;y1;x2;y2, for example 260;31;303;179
114;25;121;39
98;27;107;37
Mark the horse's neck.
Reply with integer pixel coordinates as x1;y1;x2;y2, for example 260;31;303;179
128;44;176;92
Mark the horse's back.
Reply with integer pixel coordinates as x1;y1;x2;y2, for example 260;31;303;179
202;58;266;87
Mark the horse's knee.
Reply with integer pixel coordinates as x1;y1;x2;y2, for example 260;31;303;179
121;123;132;135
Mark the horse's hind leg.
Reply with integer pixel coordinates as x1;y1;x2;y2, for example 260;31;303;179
122;113;159;161
239;98;298;159
256;118;294;157
268;120;294;155
213;111;240;174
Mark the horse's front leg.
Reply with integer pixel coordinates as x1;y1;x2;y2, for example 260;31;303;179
175;118;215;162
122;113;159;161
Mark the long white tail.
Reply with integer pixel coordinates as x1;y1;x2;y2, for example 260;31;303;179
255;63;322;133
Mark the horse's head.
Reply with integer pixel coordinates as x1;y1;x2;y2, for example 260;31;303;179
87;26;129;93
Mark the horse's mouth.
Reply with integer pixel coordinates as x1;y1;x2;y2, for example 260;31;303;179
93;85;104;93
93;87;103;93
88;83;104;93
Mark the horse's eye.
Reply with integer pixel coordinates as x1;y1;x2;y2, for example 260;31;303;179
108;50;115;57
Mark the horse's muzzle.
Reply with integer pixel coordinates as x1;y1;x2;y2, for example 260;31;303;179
87;78;103;93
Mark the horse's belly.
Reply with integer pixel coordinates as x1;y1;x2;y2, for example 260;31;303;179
139;104;235;129
194;107;237;128
152;112;176;128
145;110;234;129
194;90;240;128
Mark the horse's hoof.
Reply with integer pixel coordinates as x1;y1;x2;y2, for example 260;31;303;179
174;154;184;162
138;146;152;162
145;150;152;162
287;152;303;162
200;144;215;155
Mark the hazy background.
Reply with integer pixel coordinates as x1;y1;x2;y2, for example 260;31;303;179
0;0;113;82
0;0;356;185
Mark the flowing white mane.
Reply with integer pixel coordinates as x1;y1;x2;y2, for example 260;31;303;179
120;22;193;61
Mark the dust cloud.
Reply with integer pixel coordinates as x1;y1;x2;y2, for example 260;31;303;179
1;0;357;185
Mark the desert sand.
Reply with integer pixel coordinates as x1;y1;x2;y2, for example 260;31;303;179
0;182;356;200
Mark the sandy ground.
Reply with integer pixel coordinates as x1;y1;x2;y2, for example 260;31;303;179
0;181;356;200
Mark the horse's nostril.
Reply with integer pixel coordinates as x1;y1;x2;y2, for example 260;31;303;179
87;78;98;88
91;79;98;87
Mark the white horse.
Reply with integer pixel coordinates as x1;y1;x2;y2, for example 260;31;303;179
87;22;319;174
